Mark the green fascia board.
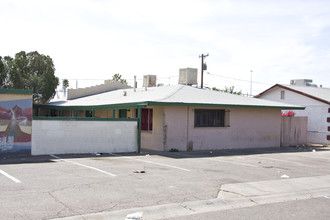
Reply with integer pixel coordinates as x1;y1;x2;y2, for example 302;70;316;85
34;101;305;111
33;116;139;122
0;88;34;95
34;102;149;110
147;101;305;110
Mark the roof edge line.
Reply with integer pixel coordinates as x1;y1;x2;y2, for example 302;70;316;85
147;101;305;110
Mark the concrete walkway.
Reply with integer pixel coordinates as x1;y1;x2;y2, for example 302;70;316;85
51;175;330;220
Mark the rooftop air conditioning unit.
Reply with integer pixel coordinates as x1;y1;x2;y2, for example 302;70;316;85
143;75;157;87
178;68;197;86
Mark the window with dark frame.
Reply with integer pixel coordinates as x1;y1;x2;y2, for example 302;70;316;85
280;91;285;99
136;108;153;131
85;110;93;117
194;109;225;127
119;109;127;118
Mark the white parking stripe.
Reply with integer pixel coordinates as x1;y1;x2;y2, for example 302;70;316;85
260;157;306;166
133;158;191;172
298;154;330;161
172;152;258;168
109;153;191;172
50;155;117;177
0;169;21;183
204;157;258;168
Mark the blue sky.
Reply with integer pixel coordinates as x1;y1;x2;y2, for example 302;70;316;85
1;0;330;95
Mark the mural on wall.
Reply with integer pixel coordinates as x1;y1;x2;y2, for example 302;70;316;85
0;98;32;151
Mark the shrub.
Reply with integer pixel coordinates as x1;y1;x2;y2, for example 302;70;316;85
281;110;296;117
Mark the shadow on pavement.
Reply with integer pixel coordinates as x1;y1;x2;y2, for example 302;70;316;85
1;145;329;164
140;145;330;159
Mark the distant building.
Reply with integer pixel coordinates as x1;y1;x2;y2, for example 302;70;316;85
255;80;330;145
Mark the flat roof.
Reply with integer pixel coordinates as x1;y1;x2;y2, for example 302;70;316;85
0;88;34;95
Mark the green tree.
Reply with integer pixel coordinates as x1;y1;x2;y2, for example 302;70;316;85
0;56;6;87
112;73;127;85
212;86;242;95
62;79;69;97
1;51;59;103
62;79;69;88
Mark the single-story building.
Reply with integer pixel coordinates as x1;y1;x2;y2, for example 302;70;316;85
255;80;330;145
34;81;304;154
0;89;33;154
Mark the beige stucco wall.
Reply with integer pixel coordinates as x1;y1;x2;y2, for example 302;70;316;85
95;110;113;118
141;106;165;151
0;93;32;101
143;106;282;151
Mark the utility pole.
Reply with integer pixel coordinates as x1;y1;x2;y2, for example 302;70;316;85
199;53;209;88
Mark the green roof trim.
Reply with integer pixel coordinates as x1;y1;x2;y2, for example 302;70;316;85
147;101;305;110
34;102;149;110
33;116;139;122
34;101;305;110
0;88;34;95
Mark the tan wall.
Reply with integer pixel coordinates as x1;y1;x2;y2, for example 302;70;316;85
95;110;113;118
0;93;32;101
148;106;282;151
62;110;74;117
141;106;165;151
281;116;307;147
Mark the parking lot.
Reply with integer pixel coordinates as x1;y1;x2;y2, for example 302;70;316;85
1;146;330;219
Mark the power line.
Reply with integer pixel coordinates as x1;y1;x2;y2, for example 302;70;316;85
207;73;272;86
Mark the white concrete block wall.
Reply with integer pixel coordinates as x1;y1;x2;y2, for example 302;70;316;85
67;81;130;100
32;120;137;155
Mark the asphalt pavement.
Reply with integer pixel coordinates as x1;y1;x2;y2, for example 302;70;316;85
0;146;330;219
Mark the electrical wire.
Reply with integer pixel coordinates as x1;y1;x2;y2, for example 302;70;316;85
207;73;273;86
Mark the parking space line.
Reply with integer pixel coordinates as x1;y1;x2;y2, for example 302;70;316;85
132;158;191;172
50;155;117;177
0;169;21;183
109;153;191;172
204;157;258;168
173;152;259;168
297;154;330;161
259;157;306;166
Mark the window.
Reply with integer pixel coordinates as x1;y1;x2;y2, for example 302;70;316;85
194;109;226;127
280;91;285;99
136;108;153;131
119;109;127;118
85;110;93;117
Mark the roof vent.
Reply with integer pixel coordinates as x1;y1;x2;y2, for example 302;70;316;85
178;68;197;86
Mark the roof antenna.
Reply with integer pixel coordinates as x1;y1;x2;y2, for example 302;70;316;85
134;75;137;92
250;70;253;97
